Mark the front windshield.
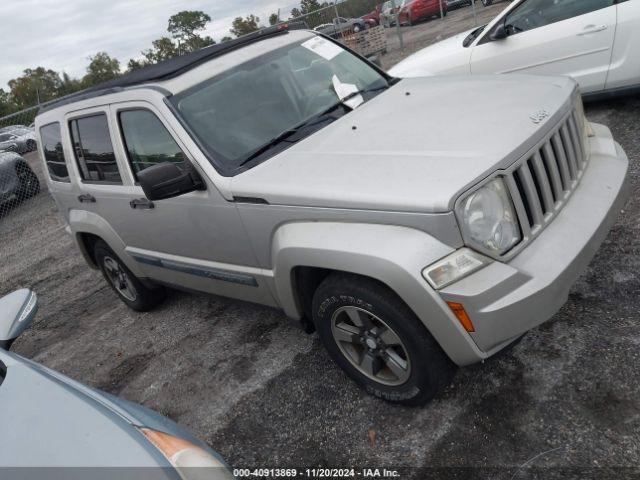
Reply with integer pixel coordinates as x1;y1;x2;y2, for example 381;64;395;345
172;35;389;175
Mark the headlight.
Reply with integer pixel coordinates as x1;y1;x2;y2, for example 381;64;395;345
139;428;233;480
456;178;521;255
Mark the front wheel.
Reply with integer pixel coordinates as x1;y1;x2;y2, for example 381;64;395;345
94;240;166;311
312;273;455;406
482;0;493;6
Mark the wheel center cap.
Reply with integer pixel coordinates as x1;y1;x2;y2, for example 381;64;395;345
365;338;378;350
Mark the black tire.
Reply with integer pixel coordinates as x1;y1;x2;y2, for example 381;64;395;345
15;163;40;200
94;240;166;312
312;273;455;406
482;0;493;6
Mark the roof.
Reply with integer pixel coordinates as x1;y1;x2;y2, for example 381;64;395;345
39;26;295;113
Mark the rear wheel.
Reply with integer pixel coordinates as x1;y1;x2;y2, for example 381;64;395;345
482;0;493;6
94;240;166;312
312;273;455;406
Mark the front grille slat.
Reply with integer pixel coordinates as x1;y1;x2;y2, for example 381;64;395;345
499;101;589;259
516;164;544;227
551;132;572;189
568;113;585;168
531;152;555;213
541;143;564;202
560;124;578;180
504;174;532;237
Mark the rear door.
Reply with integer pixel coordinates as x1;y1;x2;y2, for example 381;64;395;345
471;0;617;93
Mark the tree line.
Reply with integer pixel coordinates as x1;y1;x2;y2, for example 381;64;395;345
0;0;379;116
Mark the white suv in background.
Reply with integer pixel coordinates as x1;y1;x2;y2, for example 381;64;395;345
391;0;640;98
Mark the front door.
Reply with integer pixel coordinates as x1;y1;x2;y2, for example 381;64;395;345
471;0;617;93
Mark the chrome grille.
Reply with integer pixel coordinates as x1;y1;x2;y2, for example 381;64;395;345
503;101;589;253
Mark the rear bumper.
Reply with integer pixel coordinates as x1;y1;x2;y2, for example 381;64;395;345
440;123;629;355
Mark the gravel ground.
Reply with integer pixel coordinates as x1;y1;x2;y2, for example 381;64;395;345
1;10;639;480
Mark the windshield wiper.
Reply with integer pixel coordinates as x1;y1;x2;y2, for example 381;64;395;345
340;84;389;104
237;84;390;169
236;102;350;168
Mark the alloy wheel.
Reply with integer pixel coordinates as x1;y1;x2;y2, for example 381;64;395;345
103;256;138;302
330;306;411;386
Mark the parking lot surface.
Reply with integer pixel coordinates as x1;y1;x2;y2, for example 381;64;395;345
1;6;639;478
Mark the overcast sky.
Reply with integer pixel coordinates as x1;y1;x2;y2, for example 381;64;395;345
0;0;300;90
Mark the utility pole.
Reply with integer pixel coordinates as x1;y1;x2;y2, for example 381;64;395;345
439;0;444;19
472;0;478;25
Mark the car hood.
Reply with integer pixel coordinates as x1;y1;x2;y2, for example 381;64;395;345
389;28;474;77
0;350;205;469
230;75;576;213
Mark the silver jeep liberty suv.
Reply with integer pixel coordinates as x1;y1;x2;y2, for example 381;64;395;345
35;26;629;405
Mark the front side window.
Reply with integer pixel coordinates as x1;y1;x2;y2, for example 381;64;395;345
39;123;70;183
119;109;187;179
505;0;615;35
172;35;390;175
69;114;122;184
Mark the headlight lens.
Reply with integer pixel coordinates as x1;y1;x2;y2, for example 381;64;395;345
140;428;233;480
456;178;521;255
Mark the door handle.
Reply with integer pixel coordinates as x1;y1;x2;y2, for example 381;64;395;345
77;194;96;203
577;24;608;36
130;198;155;210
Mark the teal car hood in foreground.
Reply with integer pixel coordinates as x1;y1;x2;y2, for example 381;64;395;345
0;349;222;473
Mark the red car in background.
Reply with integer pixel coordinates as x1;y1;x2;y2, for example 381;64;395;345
362;4;383;25
398;0;447;26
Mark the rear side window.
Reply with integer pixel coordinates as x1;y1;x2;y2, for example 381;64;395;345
39;123;70;183
118;109;186;179
69;114;122;184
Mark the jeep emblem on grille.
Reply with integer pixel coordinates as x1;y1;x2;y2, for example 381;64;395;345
530;110;550;124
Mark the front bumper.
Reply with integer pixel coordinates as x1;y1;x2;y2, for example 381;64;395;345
440;123;629;354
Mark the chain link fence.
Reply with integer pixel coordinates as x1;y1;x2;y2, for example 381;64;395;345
275;0;510;68
0;107;43;219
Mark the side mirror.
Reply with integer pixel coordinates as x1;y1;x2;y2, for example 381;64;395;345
489;22;508;41
138;162;205;201
0;290;38;350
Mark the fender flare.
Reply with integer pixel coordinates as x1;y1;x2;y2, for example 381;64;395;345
68;209;145;277
271;222;486;365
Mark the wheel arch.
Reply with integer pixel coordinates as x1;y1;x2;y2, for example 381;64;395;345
68;209;145;277
272;222;486;366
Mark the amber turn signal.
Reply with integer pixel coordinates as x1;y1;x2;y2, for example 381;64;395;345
446;301;475;333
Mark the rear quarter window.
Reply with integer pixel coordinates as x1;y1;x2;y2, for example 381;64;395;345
39;122;70;183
